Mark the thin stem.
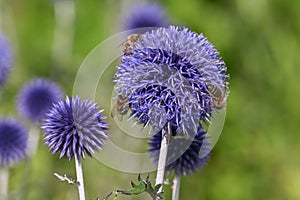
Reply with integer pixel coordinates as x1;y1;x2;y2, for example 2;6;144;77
103;189;131;200
52;0;75;67
155;123;170;193
27;125;40;157
0;167;9;200
172;174;181;200
75;156;85;200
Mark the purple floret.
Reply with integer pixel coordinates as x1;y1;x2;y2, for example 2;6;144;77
0;118;27;166
123;2;168;30
149;127;210;176
17;78;63;123
115;26;228;136
42;96;109;160
0;33;13;89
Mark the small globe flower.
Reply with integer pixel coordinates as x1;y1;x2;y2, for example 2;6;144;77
17;78;63;123
115;26;229;136
0;33;13;89
123;2;168;30
149;127;210;176
42;96;109;160
0;118;27;166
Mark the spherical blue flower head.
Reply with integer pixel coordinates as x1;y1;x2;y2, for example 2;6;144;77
42;96;109;160
149;127;210;176
17;78;63;123
123;2;167;30
0;118;27;166
115;26;228;136
129;84;181;133
0;33;13;89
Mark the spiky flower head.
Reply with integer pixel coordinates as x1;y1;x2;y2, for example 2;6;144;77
115;26;228;137
0;33;13;89
42;96;109;160
149;127;210;176
0;118;27;166
123;2;168;30
17;78;63;123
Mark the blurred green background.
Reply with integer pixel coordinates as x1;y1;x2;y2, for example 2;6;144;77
1;0;300;199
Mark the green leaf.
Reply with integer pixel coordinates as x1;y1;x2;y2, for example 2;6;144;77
128;181;147;195
131;180;136;187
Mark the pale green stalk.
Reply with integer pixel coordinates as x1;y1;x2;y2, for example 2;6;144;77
0;167;9;200
155;123;170;193
172;174;181;200
75;155;85;200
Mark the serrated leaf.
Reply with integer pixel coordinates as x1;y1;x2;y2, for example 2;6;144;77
131;180;136;187
129;179;147;195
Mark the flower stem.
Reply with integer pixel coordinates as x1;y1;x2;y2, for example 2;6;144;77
0;167;9;199
75;156;85;200
155;123;170;193
52;0;75;67
27;125;40;157
172;174;181;200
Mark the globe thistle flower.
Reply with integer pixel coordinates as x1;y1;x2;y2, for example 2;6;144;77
42;96;109;160
115;26;228;136
123;2;168;30
0;33;13;89
0;118;27;166
149;127;210;176
17;78;63;123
